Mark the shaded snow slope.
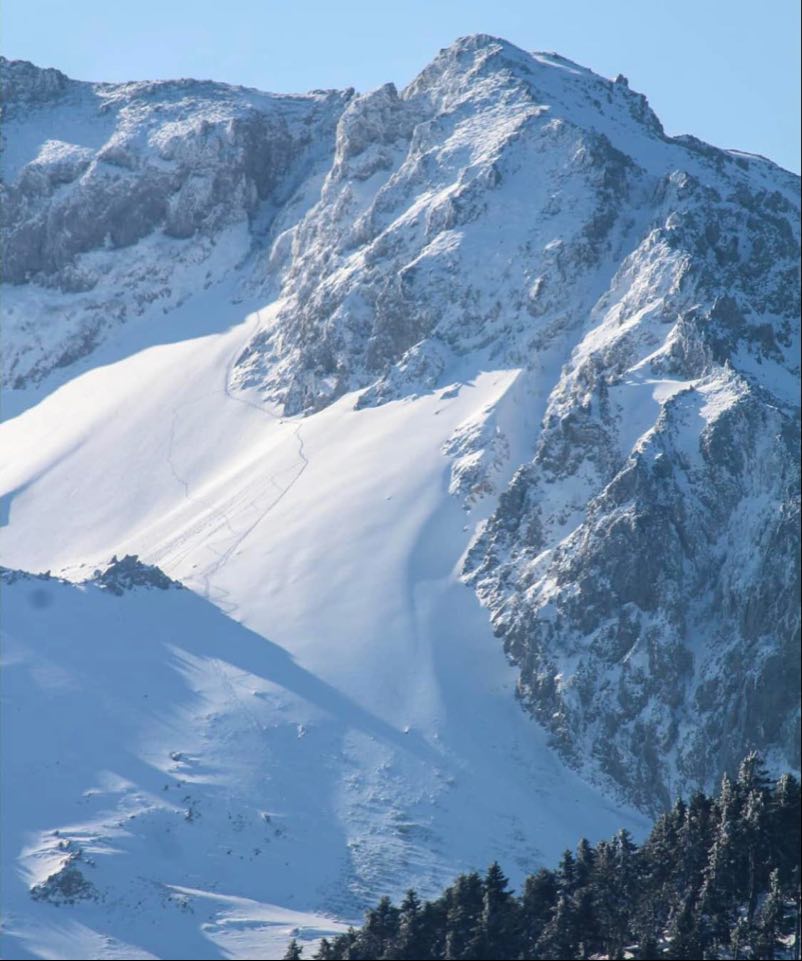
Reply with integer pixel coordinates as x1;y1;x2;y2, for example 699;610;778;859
0;564;350;959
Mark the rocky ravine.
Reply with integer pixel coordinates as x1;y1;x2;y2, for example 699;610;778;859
2;35;799;812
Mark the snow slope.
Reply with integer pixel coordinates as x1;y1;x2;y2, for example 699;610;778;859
0;291;646;959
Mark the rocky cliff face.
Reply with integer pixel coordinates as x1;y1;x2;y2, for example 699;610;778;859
2;36;799;811
1;55;348;385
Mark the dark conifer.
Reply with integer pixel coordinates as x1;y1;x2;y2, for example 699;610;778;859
519;867;557;957
756;868;786;961
575;836;596;888
283;937;303;960
478;862;517;960
771;773;801;885
392;889;436;960
536;892;579;959
665;895;703;960
557;848;577;896
313;937;334;960
360;896;400;959
443;873;483;959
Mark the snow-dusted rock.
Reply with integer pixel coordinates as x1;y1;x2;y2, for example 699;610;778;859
1;55;349;385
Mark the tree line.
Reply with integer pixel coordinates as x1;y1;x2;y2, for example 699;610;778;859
285;754;800;959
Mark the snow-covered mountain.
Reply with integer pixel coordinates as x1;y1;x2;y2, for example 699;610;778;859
1;35;799;959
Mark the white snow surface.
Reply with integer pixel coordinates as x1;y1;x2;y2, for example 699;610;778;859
0;291;646;959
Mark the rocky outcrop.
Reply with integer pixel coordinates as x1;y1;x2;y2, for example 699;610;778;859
1;556;181;595
92;554;182;594
30;847;99;906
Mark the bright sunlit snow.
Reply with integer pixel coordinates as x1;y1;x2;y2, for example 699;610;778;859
0;292;647;959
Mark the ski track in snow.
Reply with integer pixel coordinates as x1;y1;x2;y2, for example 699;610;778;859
160;308;311;615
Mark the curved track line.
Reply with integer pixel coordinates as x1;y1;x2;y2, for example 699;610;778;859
161;308;311;609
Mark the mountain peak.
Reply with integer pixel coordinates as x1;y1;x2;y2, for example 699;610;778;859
403;33;664;141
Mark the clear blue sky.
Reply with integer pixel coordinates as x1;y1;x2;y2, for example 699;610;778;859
2;0;799;173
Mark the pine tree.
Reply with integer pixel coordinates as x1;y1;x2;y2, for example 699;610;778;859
419;900;447;960
313;937;334;960
519;868;558;958
573;886;602;958
283;938;303;960
737;751;773;798
336;927;358;960
359;896;400;959
400;888;420;917
698;823;738;950
771;773;801;885
756;868;786;961
557;848;577;896
536;892;580;959
392;889;437;960
443;873;483;960
728;915;753;961
637;811;680;940
665;895;703;960
675;791;714;903
699;779;745;946
477;862;517;960
593;838;633;958
575;837;596;889
743;782;769;921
